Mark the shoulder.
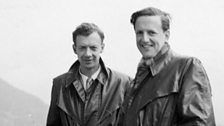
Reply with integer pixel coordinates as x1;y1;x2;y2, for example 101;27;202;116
54;71;70;80
174;53;203;68
165;51;207;77
107;68;132;81
53;72;69;82
104;68;132;93
171;52;207;76
52;71;73;88
170;51;202;65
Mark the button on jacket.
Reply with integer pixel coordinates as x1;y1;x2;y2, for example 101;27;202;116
47;58;131;126
118;43;215;126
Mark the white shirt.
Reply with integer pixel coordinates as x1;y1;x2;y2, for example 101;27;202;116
79;66;101;90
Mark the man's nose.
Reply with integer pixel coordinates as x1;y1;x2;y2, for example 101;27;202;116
142;32;150;42
85;48;92;56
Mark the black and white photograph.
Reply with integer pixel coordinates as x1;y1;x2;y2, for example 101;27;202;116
0;0;223;125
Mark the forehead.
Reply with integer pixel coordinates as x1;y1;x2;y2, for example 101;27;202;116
135;15;162;30
76;32;102;46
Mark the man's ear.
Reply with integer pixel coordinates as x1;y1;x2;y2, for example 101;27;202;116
100;43;105;53
165;30;170;41
72;44;77;54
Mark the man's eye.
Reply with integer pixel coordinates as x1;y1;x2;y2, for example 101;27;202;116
79;47;85;50
91;47;97;50
148;31;156;35
136;31;143;35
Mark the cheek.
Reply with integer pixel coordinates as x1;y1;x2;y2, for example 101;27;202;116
136;42;141;49
77;51;84;56
92;51;101;57
136;36;141;42
136;39;141;45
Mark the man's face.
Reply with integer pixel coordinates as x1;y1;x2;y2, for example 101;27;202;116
73;32;104;71
134;15;169;59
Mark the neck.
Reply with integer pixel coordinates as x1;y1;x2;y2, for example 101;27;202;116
80;65;100;78
142;57;154;66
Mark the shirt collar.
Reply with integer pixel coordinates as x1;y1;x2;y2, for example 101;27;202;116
79;66;101;90
65;58;108;88
79;65;101;81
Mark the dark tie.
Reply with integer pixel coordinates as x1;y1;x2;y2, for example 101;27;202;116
86;78;93;89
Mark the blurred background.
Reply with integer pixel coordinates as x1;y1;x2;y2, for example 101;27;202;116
0;0;224;125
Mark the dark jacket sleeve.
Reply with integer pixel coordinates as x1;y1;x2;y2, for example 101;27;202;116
177;58;216;126
115;78;133;126
46;78;62;126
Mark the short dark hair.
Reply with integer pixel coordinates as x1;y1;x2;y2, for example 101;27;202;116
130;7;171;32
72;23;104;45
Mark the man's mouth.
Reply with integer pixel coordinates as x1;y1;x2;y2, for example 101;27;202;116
141;44;153;48
85;59;92;62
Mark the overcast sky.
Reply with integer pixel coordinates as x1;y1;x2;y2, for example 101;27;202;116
0;0;224;125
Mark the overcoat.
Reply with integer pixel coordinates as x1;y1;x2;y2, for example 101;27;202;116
47;58;131;126
118;43;215;126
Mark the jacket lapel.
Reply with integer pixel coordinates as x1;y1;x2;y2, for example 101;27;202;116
133;43;179;110
73;80;85;102
56;62;84;119
56;77;85;124
56;83;75;117
137;71;179;110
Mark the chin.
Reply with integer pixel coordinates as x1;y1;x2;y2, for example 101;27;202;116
142;53;152;57
85;64;94;68
142;52;156;58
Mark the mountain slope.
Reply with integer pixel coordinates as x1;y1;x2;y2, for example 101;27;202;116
0;78;48;126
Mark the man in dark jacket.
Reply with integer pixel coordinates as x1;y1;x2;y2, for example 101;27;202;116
47;22;131;126
117;7;216;126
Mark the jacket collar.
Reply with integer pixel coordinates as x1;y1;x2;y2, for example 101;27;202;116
138;42;172;76
65;58;109;88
